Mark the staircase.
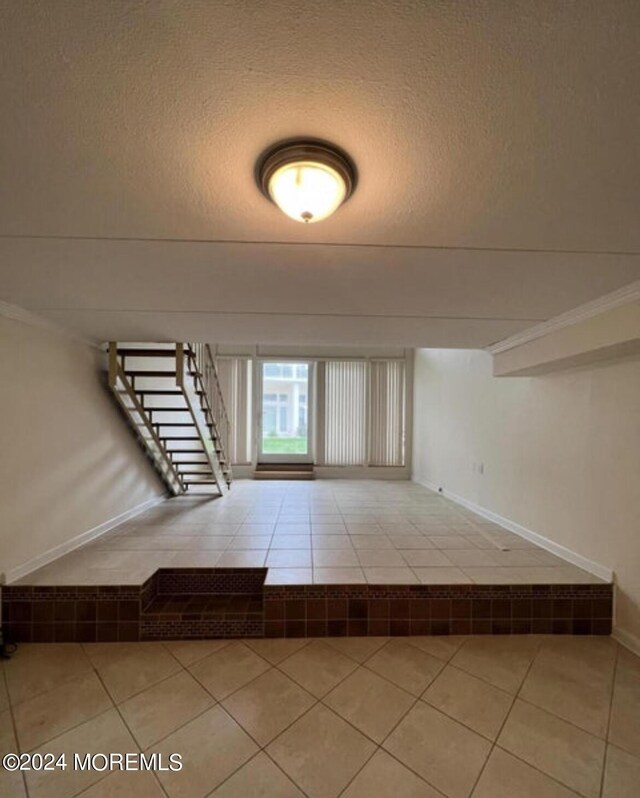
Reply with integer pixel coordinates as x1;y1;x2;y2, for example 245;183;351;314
108;342;232;496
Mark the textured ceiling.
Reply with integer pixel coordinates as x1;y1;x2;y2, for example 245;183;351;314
1;1;639;346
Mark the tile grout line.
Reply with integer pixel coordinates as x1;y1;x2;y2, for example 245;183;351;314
345;639;462;797
464;634;544;796
1;662;31;798
80;647;173;798
467;637;620;798
599;641;620;798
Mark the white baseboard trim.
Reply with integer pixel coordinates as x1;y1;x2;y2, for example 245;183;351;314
233;465;411;480
315;466;410;480
6;494;168;584
414;478;613;583
612;627;640;657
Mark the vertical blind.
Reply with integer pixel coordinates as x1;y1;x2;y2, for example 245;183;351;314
215;356;406;467
323;359;405;467
324;361;367;465
369;360;405;466
215;357;252;464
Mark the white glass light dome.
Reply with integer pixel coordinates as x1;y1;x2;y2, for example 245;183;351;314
258;140;356;224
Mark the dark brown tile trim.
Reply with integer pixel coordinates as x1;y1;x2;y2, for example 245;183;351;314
1;569;613;642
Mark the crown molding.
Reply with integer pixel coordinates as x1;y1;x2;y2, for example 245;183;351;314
485;279;640;355
0;297;99;348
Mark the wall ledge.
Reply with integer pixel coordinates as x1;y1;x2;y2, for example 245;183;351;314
414;478;613;583
6;494;168;584
486;279;640;355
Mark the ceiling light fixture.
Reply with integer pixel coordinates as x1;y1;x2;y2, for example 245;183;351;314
257;139;356;223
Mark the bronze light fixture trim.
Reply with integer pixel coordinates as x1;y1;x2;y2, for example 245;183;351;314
256;138;357;223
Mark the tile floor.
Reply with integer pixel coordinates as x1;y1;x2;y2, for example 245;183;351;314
1;634;638;797
18;481;604;587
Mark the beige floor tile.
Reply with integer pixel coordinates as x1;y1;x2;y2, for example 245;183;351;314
119;670;214;748
24;708;137;798
364;567;419;583
313;567;366;584
237;524;275;535
226;535;271;549
423;665;513;740
407;635;466;662
324;636;388;663
152;706;258;798
356;549;406;566
350;535;394;549
0;671;8;712
386;535;435;549
0;708;27;798
609;648;640;758
450;636;540;693
444;549;498;566
312;524;348;534
270;534;312;549
488;550;546;566
366;640;444;696
313;549;361;567
602;744;640;798
76;769;166;797
312;535;352;548
0;706;16;752
188;642;271;700
400;550;454;567
84;642;182;703
265;567;314;584
0;768;27;798
4;644;93;705
244;637;310;664
324;666;414;742
267;704;375;798
498;699;605;798
384;701;491;798
217;550;266;567
223;668;315;745
279;640;358;698
208;752;305;797
413;567;473;584
473;747;582;798
428;536;473;549
13;670;112;752
342;749;443;798
266;549;312;567
162;639;231;667
519;637;615;738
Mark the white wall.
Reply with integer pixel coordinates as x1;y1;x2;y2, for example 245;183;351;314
0;315;165;581
412;348;640;646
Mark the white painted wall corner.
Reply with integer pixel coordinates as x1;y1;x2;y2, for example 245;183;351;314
7;494;168;584
413;478;614;582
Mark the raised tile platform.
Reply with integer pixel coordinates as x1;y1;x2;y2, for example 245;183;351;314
1;567;613;643
2;481;613;642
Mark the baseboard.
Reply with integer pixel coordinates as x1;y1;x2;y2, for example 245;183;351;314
233;465;411;480
612;627;640;657
6;494;168;584
414;478;613;583
315;466;410;480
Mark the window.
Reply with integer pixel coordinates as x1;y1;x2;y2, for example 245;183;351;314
261;361;310;455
